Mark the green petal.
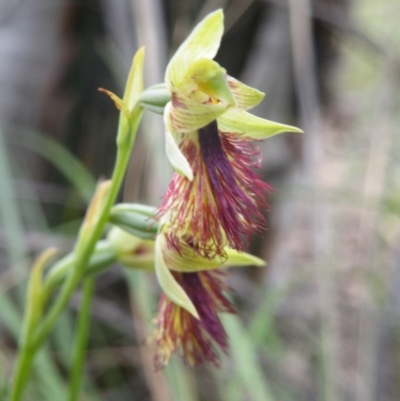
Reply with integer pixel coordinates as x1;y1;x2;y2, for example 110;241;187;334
164;104;194;180
223;249;265;267
166;245;221;273
227;76;265;110
182;59;236;106
169;89;227;133
218;109;303;139
123;46;145;113
166;9;224;89
155;236;199;318
166;242;265;273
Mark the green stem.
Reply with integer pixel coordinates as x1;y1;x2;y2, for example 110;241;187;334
67;278;94;401
9;108;143;401
8;349;34;401
33;146;131;350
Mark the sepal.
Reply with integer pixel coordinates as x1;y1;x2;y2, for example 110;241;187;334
218;109;303;139
166;9;224;89
155;236;199;319
222;248;265;267
226;76;265;110
123;46;145;113
164;104;194;180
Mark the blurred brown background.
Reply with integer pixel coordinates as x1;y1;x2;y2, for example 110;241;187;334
1;0;400;400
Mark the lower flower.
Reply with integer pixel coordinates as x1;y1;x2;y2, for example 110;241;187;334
150;225;264;368
158;120;272;259
154;269;235;369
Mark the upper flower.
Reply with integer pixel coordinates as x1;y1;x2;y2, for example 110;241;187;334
163;9;302;180
158;10;302;258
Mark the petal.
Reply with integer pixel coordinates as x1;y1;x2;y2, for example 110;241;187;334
166;241;265;273
222;249;265;267
218;109;303;139
166;244;222;273
227;76;265;110
164;103;194;180
155;236;199;318
166;9;224;89
182;59;236;106
169;89;227;133
123;46;145;113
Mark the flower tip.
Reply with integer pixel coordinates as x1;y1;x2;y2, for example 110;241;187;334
250;255;266;267
289;126;304;134
136;45;146;59
191;305;200;320
210;8;224;20
224;249;267;268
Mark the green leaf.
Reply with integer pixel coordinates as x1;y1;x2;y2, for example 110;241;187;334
222;314;277;401
7;128;96;202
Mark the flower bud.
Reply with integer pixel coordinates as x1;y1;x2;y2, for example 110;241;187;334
138;83;170;115
107;226;154;271
109;203;158;240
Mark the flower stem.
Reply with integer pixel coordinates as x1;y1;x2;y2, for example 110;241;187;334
33;145;131;350
8;108;143;401
67;278;95;401
8;348;34;401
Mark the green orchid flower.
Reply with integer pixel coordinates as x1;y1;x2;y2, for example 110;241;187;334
163;9;302;180
158;9;302;259
153;221;265;368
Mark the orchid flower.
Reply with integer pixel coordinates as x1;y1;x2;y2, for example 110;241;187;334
153;222;264;367
160;9;302;258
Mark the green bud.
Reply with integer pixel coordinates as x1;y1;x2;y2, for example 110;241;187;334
42;241;117;302
138;83;171;115
109;203;159;239
22;248;58;346
107;227;155;271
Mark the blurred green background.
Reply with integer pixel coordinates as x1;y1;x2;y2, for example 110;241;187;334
1;0;400;400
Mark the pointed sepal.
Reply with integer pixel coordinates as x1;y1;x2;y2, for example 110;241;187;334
227;76;265;110
155;236;199;319
164;103;194;179
218;109;303;139
123;46;145;113
166;9;224;89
